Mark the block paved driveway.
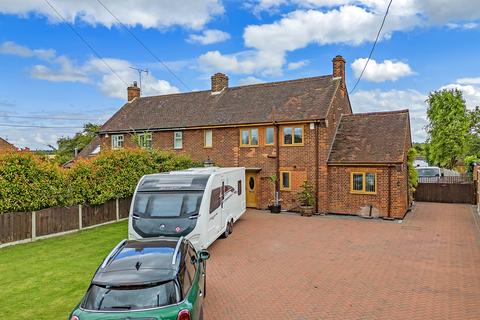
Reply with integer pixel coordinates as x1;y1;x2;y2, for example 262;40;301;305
204;202;480;320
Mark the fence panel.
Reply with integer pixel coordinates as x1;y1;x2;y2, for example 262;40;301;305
82;200;117;228
0;212;32;244
415;182;475;204
118;198;132;219
36;206;79;237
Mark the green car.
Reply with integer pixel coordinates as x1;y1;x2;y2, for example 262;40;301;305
69;237;210;320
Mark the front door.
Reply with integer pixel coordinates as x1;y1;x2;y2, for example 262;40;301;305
246;172;257;208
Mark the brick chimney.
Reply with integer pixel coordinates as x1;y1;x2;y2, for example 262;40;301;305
211;73;228;93
332;55;346;96
127;81;141;101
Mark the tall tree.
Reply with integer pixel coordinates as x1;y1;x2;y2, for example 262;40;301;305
466;105;480;156
55;123;100;164
426;89;470;169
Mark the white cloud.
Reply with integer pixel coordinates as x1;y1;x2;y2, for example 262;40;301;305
0;41;55;60
287;59;309;70
351;58;414;82
30;56;89;83
446;22;479;30
237;76;264;86
198;50;285;76
188;29;230;45
351;88;428;141
457;77;480;85
1;41;179;99
0;0;223;30
440;83;480;109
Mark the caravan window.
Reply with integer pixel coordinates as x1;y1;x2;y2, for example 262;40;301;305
133;192;203;218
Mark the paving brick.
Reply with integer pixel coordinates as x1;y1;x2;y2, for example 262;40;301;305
204;202;480;319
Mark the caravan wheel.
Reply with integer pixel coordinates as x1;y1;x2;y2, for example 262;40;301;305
222;222;230;238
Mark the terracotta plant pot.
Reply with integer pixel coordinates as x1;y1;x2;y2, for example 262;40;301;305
299;205;314;216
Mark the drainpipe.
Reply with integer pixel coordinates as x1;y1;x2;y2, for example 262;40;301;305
275;123;280;206
315;122;319;214
387;165;392;218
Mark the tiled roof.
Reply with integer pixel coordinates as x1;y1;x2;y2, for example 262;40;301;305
77;136;101;158
100;76;340;133
328;110;411;164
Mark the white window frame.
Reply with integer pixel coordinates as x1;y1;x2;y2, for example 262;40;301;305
138;132;152;149
111;134;124;149
204;130;213;148
174;131;183;149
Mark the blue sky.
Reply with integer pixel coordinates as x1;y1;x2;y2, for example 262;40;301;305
0;0;479;149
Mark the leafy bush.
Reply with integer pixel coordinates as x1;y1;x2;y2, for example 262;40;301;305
0;149;199;213
407;148;419;193
297;180;315;207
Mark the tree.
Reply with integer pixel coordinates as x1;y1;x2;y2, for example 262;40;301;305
55;123;101;165
466;105;480;157
426;89;470;169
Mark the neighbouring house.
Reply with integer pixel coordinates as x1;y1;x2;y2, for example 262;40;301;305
98;55;412;219
63;136;101;168
0;137;16;153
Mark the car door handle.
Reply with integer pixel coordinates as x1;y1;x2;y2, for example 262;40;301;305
199;290;203;297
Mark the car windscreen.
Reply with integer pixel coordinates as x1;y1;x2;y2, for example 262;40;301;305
417;168;440;177
133;191;203;218
82;282;177;311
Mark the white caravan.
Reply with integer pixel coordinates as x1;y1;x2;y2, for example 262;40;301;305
128;167;246;250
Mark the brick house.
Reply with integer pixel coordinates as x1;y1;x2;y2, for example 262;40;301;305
98;55;412;219
0;137;16;153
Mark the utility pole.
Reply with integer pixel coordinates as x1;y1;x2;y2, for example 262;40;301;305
129;66;149;92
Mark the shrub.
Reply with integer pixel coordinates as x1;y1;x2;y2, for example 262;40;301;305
297;180;315;207
0;149;200;213
407;148;419;193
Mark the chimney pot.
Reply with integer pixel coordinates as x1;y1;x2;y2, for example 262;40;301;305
127;81;141;101
332;55;346;96
211;73;228;93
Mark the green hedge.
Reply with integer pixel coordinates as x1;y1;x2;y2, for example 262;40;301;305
0;149;200;213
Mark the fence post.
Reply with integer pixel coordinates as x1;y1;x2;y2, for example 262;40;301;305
31;211;36;241
116;198;120;221
78;204;83;230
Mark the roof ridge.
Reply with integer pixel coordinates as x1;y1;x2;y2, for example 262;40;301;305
346;109;409;117
134;74;336;100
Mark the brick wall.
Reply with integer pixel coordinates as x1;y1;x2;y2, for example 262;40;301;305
327;165;408;219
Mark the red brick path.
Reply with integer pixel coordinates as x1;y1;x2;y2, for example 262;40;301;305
204;203;480;319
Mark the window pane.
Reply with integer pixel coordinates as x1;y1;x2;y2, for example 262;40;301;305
241;129;249;145
174;131;182;149
266;127;274;144
205;130;212;147
294;127;303;144
365;173;376;192
282;172;290;189
250;128;258;145
353;174;363;191
283;127;292;144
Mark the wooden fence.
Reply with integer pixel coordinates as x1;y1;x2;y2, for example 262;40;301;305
0;197;132;248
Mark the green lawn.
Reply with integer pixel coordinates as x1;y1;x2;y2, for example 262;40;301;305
0;221;128;320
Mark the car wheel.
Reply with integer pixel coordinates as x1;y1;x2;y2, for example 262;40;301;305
229;220;234;234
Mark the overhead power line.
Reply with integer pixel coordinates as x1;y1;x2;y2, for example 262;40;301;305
349;0;394;95
0;115;103;121
43;0;129;86
0;123;83;129
95;0;192;92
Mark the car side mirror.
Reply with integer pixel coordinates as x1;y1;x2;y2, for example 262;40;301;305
199;250;210;261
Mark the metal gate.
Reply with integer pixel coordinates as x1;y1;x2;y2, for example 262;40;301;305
414;176;476;204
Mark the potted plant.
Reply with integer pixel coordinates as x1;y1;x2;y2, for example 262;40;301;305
267;174;281;213
297;180;315;216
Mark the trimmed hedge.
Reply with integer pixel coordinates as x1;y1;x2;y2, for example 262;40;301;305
0;149;200;214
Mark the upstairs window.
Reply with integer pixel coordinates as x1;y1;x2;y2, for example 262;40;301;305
282;126;303;145
265;127;274;145
204;130;213;148
137;132;152;149
174;131;183;149
240;128;259;147
351;172;377;194
111;134;124;149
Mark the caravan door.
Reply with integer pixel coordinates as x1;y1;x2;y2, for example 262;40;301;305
207;177;224;244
